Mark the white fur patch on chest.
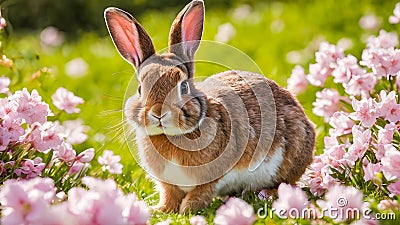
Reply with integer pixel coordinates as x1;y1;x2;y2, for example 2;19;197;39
161;158;196;192
215;147;284;195
135;129;196;192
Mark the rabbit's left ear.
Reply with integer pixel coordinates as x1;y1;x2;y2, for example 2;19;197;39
169;0;204;64
105;7;155;69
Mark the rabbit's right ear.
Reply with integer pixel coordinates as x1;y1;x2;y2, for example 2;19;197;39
168;0;204;63
104;7;155;69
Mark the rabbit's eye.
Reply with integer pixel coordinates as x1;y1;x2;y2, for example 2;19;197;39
138;85;141;95
180;81;189;95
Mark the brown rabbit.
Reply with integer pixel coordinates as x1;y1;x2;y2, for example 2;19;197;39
105;0;315;214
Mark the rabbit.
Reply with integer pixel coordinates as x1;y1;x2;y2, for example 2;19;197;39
104;0;315;214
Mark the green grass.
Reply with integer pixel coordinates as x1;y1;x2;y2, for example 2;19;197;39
2;0;399;224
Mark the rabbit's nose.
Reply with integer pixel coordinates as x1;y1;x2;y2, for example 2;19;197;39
148;111;169;122
148;104;168;121
150;111;166;120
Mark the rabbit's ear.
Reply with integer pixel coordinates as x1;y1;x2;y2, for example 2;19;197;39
169;0;204;62
105;7;155;69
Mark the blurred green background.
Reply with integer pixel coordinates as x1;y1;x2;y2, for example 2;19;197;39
0;0;398;193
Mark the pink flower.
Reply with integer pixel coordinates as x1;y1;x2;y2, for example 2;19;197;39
307;42;344;87
320;171;337;192
54;142;76;163
324;135;339;149
35;203;77;225
14;158;46;178
272;183;308;218
190;215;207;225
214;197;256;225
68;161;86;175
381;147;400;180
66;177;150;225
81;177;118;193
302;156;338;196
307;63;332;87
60;119;89;144
0;178;55;225
345;126;371;162
9;88;51;124
324;144;346;168
367;30;399;49
329;111;354;136
29;122;63;152
377;123;397;145
363;162;382;182
24;177;55;203
76;148;95;163
287;65;308;94
316;42;344;68
0;99;22;138
307;176;325;196
361;48;400;77
378;91;400;123
351;97;378;128
301;161;322;185
68;179;125;225
387;180;400;195
0;98;13;117
317;184;367;223
0;127;11;151
0;76;10;93
68;148;94;175
98;150;123;174
126;195;150;225
332;54;364;83
51;87;84;114
343;73;377;97
313;89;342;121
1;112;24;144
375;144;396;161
389;3;400;24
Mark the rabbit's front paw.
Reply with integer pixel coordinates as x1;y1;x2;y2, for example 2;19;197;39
151;203;180;213
179;199;209;214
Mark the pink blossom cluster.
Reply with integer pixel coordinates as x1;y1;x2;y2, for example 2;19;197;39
98;150;123;174
214;197;256;225
302;65;400;197
0;85;91;180
0;177;150;225
287;29;400;96
290;2;400;205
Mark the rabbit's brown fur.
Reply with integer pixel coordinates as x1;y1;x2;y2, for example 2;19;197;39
105;0;315;214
